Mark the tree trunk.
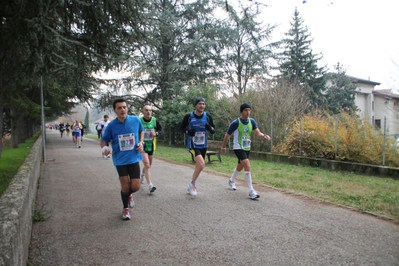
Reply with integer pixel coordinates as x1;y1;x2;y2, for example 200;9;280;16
10;107;19;148
17;115;28;143
0;73;3;158
0;21;3;158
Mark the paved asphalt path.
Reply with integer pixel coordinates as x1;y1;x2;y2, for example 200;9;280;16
29;129;399;266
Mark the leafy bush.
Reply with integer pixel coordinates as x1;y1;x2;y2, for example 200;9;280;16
274;111;399;167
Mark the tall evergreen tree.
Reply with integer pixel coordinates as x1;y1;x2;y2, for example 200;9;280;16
84;109;90;133
277;7;327;110
325;63;358;115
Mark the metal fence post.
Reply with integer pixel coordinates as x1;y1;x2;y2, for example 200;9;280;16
299;117;302;156
41;75;46;163
383;116;386;166
270;118;273;153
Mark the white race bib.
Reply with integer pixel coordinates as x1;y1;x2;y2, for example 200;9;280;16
193;131;205;145
118;133;135;151
242;136;251;149
143;129;154;141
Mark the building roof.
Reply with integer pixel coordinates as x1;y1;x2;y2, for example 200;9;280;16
346;75;381;86
373;89;399;99
325;73;381;86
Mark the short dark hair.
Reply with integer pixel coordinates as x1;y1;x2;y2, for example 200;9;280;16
113;98;126;109
240;103;251;113
194;97;206;106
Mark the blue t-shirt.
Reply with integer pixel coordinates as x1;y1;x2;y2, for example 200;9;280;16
102;115;144;166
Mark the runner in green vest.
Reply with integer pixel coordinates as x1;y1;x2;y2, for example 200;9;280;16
221;103;271;200
140;105;162;193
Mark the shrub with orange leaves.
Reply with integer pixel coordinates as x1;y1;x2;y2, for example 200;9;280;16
274;111;399;167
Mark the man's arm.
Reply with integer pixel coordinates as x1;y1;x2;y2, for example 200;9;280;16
100;140;108;149
100;140;111;156
221;133;230;149
155;120;162;136
253;128;271;141
205;113;215;134
139;130;144;144
180;114;189;132
136;130;145;152
206;113;215;128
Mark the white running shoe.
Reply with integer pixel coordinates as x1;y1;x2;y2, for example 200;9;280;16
228;179;236;190
140;173;145;184
149;184;156;193
187;183;197;196
128;193;135;208
122;208;131;220
249;190;260;200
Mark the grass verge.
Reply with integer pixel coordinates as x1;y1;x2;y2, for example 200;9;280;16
0;132;40;197
154;144;399;222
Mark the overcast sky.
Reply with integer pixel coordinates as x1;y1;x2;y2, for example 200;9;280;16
247;0;399;90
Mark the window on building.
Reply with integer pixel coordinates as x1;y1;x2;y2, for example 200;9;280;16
372;101;374;111
375;119;381;128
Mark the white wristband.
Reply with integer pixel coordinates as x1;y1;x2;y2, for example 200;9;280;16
102;146;109;153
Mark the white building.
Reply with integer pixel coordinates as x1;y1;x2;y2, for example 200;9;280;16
372;89;399;138
349;76;399;138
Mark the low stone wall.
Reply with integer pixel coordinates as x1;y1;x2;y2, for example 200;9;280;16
249;151;399;179
0;137;42;266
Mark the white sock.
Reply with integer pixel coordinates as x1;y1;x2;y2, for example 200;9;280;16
230;169;240;182
244;171;254;192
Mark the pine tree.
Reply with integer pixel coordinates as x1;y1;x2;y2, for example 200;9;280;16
325;63;358;115
277;7;327;110
84;109;90;134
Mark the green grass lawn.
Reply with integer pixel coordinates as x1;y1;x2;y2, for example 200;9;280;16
153;144;399;222
0;132;40;197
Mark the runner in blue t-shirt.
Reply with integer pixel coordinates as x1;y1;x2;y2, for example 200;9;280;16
101;99;144;220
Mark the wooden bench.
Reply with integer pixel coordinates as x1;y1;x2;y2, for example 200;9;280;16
188;140;223;163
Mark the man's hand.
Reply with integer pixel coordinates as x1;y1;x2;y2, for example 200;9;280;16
136;142;144;152
102;146;110;156
205;124;215;134
187;129;196;136
262;134;271;141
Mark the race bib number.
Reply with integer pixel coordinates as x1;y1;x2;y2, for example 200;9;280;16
242;136;251;149
193;131;205;145
144;129;154;141
118;133;135;151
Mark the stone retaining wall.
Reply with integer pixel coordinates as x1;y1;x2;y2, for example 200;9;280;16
0;137;42;266
248;151;399;179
